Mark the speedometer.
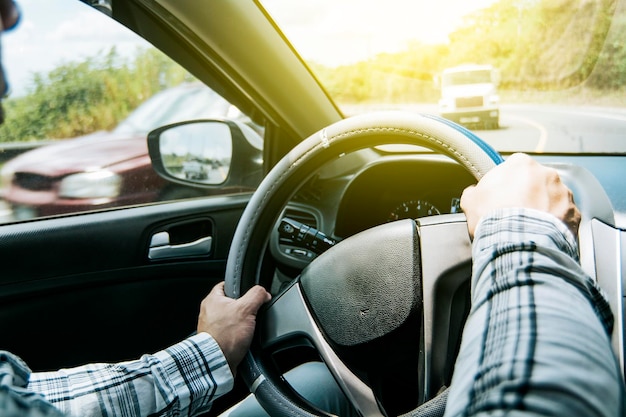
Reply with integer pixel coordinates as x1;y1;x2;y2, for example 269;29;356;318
387;199;441;221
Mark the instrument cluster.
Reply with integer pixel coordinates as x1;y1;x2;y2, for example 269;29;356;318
334;157;475;238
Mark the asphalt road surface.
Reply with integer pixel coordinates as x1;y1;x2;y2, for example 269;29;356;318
345;103;626;154
476;104;626;154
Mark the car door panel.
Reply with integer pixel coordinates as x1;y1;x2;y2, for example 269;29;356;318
0;194;252;371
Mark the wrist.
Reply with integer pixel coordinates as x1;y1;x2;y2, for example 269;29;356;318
474;207;578;256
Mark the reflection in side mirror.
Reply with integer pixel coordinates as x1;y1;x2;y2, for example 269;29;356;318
154;121;233;185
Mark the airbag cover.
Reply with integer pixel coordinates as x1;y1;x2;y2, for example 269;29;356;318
300;219;421;346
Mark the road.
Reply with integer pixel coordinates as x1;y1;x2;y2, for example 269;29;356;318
477;104;626;154
378;103;626;154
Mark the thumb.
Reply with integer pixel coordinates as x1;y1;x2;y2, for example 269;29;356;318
238;285;271;315
460;184;479;238
210;281;227;297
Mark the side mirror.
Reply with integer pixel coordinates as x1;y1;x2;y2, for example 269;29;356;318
148;119;263;189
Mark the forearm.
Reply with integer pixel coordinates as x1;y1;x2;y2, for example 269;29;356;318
444;208;624;416
27;333;233;417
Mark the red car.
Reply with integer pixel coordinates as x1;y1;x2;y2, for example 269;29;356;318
0;82;263;220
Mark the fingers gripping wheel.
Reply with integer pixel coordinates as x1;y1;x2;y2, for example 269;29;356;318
224;111;502;416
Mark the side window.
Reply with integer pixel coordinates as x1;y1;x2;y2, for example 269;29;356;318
0;0;263;224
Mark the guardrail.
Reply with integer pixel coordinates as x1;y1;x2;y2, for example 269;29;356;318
0;141;55;163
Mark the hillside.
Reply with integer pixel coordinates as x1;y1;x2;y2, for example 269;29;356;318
314;0;626;103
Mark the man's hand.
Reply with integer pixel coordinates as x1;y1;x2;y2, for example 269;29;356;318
197;282;271;374
461;153;581;238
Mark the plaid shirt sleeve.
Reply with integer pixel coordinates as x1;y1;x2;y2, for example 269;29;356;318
444;208;625;417
26;332;234;417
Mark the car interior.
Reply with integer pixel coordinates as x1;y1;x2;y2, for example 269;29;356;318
0;0;625;416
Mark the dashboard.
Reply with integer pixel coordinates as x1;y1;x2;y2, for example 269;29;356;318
270;152;626;273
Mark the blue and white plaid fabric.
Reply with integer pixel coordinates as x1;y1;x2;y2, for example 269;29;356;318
444;208;624;417
25;333;232;416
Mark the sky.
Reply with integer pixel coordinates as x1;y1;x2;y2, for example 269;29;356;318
2;0;145;97
261;0;498;66
1;0;497;96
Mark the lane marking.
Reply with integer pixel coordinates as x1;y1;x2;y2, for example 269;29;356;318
506;114;548;153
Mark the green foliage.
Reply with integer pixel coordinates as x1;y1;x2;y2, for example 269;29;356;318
586;11;626;89
447;0;520;69
313;0;626;103
0;47;192;142
458;0;622;90
311;42;447;105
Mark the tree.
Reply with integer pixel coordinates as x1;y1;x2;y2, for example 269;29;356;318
0;47;192;142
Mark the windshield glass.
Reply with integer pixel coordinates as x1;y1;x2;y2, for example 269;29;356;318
443;70;492;87
261;0;625;155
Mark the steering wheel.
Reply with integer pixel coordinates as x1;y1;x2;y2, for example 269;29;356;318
224;111;503;416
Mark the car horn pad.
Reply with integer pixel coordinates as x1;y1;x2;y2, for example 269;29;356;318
299;218;424;414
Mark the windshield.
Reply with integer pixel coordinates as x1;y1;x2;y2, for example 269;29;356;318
443;70;492;87
261;0;625;155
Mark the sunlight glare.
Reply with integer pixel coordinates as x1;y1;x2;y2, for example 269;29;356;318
261;0;498;66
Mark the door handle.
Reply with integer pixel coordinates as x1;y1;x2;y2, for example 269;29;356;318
148;231;212;260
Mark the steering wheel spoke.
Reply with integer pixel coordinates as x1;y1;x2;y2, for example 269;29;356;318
417;214;473;400
259;282;384;416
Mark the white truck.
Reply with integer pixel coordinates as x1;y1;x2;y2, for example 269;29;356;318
437;64;500;129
